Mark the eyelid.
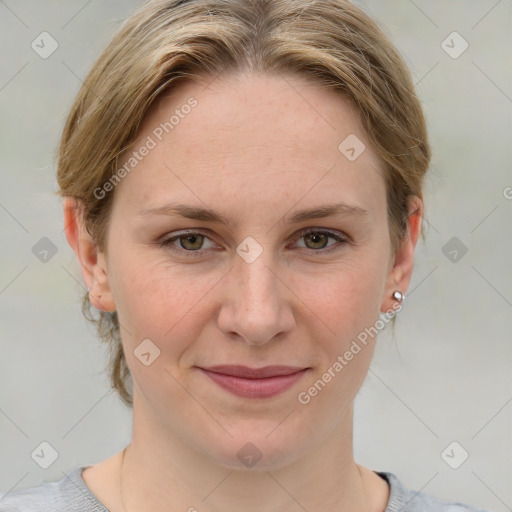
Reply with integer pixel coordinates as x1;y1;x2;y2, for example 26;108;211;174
292;226;349;242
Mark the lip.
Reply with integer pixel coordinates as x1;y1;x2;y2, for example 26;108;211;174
198;365;309;399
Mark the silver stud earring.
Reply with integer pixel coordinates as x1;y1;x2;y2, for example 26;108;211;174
392;290;405;303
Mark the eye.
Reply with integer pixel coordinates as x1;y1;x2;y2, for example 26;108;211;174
159;231;216;256
158;228;348;257
291;229;348;255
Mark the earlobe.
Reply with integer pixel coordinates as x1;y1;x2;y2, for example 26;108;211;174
380;196;423;314
62;197;116;313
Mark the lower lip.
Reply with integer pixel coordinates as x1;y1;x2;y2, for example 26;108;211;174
199;368;308;399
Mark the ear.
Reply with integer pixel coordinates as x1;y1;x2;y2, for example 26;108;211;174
63;197;116;313
380;195;423;313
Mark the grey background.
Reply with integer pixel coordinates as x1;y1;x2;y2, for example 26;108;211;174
0;0;511;510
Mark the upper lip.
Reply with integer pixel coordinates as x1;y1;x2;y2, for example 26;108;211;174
199;365;307;379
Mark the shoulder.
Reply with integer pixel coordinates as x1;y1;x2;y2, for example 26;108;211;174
380;471;495;512
0;467;107;512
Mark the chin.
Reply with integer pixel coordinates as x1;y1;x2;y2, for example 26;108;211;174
194;426;310;472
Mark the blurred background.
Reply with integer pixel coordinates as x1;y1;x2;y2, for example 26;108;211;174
0;0;511;510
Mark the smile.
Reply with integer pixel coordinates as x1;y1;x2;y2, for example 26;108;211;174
197;365;309;399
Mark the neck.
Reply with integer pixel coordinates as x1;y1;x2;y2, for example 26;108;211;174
119;397;387;512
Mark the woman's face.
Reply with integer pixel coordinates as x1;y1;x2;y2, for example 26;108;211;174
85;71;417;469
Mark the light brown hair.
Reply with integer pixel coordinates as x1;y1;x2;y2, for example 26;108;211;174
56;0;431;407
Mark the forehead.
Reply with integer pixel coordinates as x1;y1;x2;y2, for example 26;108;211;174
115;71;386;219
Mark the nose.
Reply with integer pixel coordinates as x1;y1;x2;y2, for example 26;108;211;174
217;250;295;346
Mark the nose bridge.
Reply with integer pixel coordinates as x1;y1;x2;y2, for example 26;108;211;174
237;243;281;312
219;242;294;345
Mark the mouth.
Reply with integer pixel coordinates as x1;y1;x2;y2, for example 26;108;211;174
197;365;309;399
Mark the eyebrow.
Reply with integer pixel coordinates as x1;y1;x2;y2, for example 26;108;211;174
136;201;369;229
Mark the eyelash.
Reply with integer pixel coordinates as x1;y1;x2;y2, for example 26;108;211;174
158;228;349;258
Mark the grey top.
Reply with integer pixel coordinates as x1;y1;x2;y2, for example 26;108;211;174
0;467;493;512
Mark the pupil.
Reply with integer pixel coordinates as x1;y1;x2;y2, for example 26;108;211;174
308;233;326;248
183;235;202;249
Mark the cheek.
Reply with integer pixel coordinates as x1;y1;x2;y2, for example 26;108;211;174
299;254;387;336
294;267;385;415
109;252;220;353
109;258;209;401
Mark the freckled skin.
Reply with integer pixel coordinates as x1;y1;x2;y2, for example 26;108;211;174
65;71;422;512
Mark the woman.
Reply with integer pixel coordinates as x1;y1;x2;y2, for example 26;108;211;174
0;0;493;510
